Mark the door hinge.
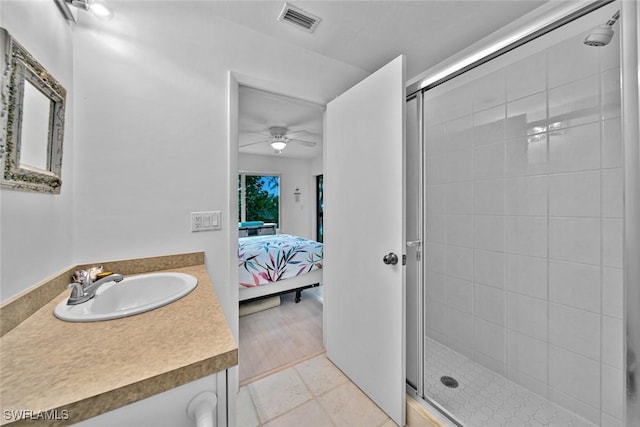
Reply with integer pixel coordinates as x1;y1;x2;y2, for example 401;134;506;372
402;254;407;266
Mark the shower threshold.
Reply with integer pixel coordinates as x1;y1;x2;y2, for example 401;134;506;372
421;338;596;427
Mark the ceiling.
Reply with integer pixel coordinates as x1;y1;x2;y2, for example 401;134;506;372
224;0;548;159
238;86;324;159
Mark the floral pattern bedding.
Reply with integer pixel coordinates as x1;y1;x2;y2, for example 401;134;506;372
238;234;323;287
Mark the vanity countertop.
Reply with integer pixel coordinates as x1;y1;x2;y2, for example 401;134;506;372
0;261;237;426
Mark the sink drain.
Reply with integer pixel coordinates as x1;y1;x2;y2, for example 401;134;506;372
440;376;459;388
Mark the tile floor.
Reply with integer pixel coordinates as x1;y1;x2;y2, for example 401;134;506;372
237;353;443;427
237;353;395;426
238;340;599;427
424;338;595;427
236;288;452;427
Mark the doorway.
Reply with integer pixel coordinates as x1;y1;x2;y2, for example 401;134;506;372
234;84;325;385
232;55;408;425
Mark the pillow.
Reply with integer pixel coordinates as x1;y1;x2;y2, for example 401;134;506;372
239;221;264;227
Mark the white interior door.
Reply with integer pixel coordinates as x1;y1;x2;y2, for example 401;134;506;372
324;55;406;426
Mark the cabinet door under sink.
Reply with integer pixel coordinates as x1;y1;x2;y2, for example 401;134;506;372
72;372;227;427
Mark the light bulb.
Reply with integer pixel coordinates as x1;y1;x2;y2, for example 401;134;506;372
271;141;287;151
89;0;113;19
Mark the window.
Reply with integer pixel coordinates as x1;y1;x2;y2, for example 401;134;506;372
238;173;280;227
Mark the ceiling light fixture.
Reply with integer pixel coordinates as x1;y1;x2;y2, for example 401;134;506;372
270;136;289;153
54;0;114;22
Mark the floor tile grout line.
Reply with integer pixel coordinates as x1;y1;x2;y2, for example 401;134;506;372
291;356;344;426
245;356;331;426
244;354;398;427
253;362;339;427
244;382;263;426
241;349;326;387
293;355;351;399
247;375;314;425
259;396;315;426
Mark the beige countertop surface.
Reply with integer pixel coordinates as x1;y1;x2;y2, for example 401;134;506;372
0;262;238;426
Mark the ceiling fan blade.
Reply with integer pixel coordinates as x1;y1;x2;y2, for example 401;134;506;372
239;139;270;147
290;138;317;147
284;130;308;136
245;131;272;137
287;129;322;138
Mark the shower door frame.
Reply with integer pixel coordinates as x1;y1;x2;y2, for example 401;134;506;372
405;0;640;425
405;90;424;395
621;1;640;425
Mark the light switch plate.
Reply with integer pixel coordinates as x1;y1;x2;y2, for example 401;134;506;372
191;211;221;232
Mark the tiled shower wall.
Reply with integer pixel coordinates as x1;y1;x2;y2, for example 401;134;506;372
423;28;623;426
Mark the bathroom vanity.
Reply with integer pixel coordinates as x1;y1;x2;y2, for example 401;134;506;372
0;253;238;426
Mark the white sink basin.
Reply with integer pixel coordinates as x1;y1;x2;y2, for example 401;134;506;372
54;272;197;322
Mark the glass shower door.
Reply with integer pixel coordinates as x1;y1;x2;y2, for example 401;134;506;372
419;2;624;425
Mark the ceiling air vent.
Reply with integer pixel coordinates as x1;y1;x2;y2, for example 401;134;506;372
277;2;321;33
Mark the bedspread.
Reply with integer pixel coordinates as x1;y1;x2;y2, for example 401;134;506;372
239;234;323;287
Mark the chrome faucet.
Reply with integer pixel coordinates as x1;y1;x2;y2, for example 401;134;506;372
67;273;124;305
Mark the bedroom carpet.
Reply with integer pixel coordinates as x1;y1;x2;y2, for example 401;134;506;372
239;290;323;385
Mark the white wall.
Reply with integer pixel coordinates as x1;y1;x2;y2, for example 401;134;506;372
239;153;318;239
0;1;75;301
70;1;366;321
0;1;365;309
310;155;323;177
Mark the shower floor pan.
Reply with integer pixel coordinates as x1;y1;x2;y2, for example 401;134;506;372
424;338;596;427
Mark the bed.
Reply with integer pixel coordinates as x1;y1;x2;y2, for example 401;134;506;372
238;234;323;303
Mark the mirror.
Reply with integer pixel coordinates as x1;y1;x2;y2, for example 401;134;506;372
0;28;66;193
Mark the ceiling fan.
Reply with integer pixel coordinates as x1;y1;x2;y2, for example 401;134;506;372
240;126;318;153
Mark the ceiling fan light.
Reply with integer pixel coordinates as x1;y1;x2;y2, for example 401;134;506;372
270;135;288;152
271;140;287;151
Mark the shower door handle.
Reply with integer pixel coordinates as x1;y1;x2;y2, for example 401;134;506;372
407;240;422;261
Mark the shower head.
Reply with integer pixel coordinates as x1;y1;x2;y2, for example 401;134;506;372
584;25;615;47
584;10;620;47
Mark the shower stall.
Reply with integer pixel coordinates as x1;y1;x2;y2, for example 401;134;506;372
405;1;640;426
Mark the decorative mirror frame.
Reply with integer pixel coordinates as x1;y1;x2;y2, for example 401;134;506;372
0;28;66;194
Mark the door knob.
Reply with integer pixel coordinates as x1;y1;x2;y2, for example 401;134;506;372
383;252;399;265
